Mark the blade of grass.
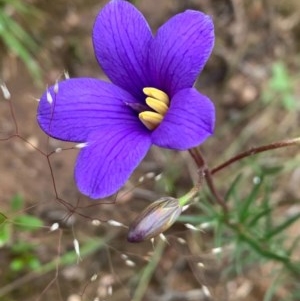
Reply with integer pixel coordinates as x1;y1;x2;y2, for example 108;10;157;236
238;176;263;223
263;212;300;241
131;239;166;301
0;236;112;298
0;12;38;51
247;207;272;227
225;173;243;202
0;12;41;81
3;0;41;16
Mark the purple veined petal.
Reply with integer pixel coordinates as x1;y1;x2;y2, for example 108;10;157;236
151;88;215;150
93;0;153;100
75;127;151;199
149;10;214;97
37;78;140;142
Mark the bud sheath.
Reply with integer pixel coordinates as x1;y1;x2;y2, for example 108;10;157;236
127;197;182;243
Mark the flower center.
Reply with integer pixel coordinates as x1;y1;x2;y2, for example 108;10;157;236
139;87;170;130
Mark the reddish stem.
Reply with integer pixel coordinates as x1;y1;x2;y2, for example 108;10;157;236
188;148;228;213
211;137;300;175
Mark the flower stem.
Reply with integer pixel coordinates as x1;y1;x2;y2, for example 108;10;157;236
186;139;300;276
178;168;204;207
211;137;300;175
188;148;228;213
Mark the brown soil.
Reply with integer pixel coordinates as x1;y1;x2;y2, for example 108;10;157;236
1;0;300;300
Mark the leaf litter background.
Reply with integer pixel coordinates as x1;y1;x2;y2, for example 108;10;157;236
1;0;300;300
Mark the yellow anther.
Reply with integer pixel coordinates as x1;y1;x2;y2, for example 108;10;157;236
143;87;170;105
139;111;164;130
145;97;169;115
139;87;170;130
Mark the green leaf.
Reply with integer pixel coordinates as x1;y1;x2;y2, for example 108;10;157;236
247;207;272;227
10;258;25;272
238;176;263;222
270;62;292;92
4;0;42;16
262;61;296;112
197;194;218;216
11;241;34;253
214;218;225;250
225;173;243;202
14;214;43;231
287;236;300;256
28;257;41;270
0;223;11;247
0;212;8;225
0;13;41;81
260;165;283;175
263;274;283;301
177;214;213;224
283;94;296;111
263;212;300;241
0;12;37;51
11;194;24;211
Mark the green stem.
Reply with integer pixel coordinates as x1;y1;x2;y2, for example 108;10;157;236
131;239;166;301
187;138;300;275
226;222;300;276
178;168;204;207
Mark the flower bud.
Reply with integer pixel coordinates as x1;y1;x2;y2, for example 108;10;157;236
127;197;182;243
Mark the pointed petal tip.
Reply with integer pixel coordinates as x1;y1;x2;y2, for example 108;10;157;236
92;0;152;98
149;9;215;95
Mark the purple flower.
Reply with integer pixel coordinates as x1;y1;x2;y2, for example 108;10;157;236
37;0;215;199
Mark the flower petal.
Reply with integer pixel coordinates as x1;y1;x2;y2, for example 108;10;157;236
151;88;215;150
37;78;139;142
75;127;151;199
149;10;214;97
93;0;152;99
